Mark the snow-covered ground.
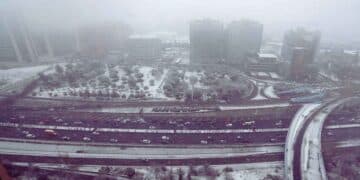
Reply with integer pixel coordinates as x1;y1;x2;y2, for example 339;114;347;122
0;65;50;86
263;86;279;99
319;71;339;82
250;80;267;100
184;71;205;89
219;103;289;110
217;162;284;180
11;161;284;180
257;72;268;77
138;66;169;99
269;72;280;79
34;65;173;100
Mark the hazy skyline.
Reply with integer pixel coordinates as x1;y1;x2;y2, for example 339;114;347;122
2;0;360;45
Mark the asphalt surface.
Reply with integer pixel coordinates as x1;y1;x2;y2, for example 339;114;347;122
0;107;299;145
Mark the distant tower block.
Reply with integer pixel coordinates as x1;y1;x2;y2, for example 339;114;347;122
2;16;23;62
44;32;54;58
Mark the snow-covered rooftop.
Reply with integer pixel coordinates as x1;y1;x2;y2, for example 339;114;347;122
258;53;278;59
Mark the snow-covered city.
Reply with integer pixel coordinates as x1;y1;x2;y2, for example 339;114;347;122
1;1;360;180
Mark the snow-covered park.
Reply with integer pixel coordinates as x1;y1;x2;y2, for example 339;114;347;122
30;62;252;102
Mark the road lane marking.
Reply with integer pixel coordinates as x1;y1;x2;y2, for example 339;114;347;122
0;122;288;133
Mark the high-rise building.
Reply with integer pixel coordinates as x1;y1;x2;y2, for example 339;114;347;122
189;19;224;64
226;20;263;63
281;28;321;80
281;28;321;63
289;47;308;80
126;37;162;62
77;22;131;58
0;14;38;62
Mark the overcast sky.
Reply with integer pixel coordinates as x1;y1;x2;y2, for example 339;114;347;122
2;0;360;44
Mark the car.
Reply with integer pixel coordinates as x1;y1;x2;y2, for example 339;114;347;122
219;139;226;144
25;133;36;139
225;123;233;128
200;140;208;144
270;138;278;142
142;139;151;144
110;138;118;143
275;120;283;127
83;137;91;142
236;135;242;140
327;131;334;136
161;139;170;144
76;150;85;153
56;118;64;123
92;131;100;135
161;136;170;141
74;121;83;125
242;121;255;126
44;129;57;136
62;136;71;141
169;120;177;125
149;125;156;129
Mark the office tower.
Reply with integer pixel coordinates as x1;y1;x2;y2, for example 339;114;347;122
226;20;263;63
281;28;321;63
190;19;224;64
0;15;38;62
126;37;162;62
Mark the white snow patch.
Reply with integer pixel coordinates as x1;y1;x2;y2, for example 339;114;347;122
264;86;279;99
0;65;50;85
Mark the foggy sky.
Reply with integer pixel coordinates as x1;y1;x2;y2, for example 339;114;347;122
2;0;360;45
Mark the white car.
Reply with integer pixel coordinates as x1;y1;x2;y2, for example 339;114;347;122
92;131;100;135
83;137;91;142
200;140;208;144
142;139;151;144
26;133;36;139
62;136;71;141
110;138;118;143
242;121;255;126
275;120;283;127
236;135;242;140
225;123;233;127
161;136;170;141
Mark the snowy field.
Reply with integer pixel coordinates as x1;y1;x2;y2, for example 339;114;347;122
30;64;252;102
269;72;280;79
33;65;172;100
14;161;284;180
263;86;279;99
0;65;50;87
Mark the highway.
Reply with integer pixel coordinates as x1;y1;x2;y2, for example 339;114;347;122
2;95;360;178
284;103;321;180
301;97;360;180
286;97;360;180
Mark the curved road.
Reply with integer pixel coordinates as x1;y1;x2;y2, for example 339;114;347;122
285;96;360;180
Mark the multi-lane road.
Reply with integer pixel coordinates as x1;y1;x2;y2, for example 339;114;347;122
1;97;360;179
